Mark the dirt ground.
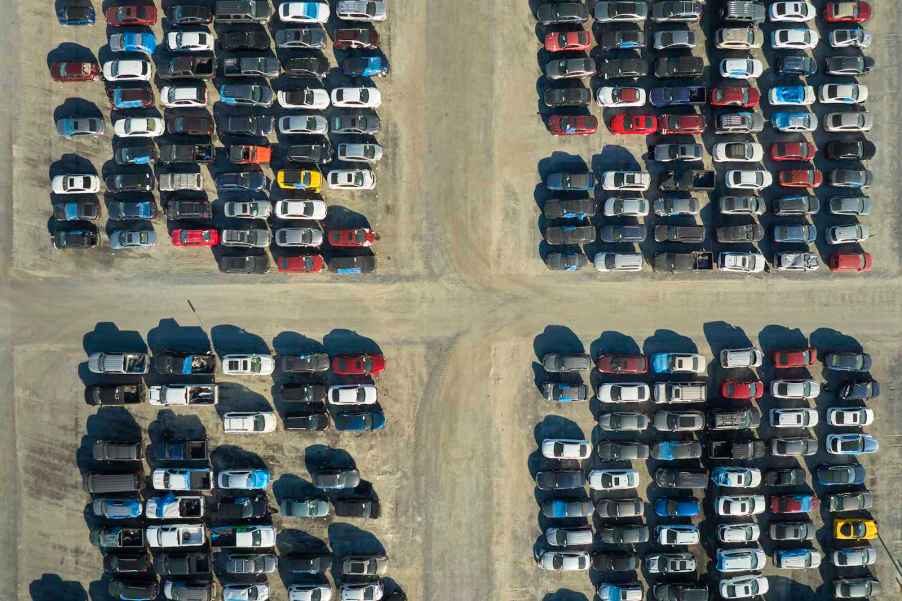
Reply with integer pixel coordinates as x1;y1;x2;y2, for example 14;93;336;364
3;2;902;601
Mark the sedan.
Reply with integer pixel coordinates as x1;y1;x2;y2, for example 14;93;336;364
828;407;875;427
332;354;385;376
820;83;868;104
56;117;104;139
171;229;219;247
594;1;648;22
712;467;762;488
280;2;330;23
542;353;591;373
537;551;590;571
598;412;648;431
545;30;591;52
51;174;100;194
771;521;815;541
335;0;386;21
102;59;152;82
653;410;704;432
829;168;873;189
769;85;815;106
834;518;878;541
826;55;875;76
609;113;657;135
536;2;589;25
825;1;871;23
51;60;100;82
773;111;818;132
720;58;763;79
832;546;877;567
166;31;213;51
596;86;646;107
772;28;819;49
645;553;696;575
826;140;876;160
328;384;377;406
113;117;164;138
218;469;270;490
769;1;816;21
587;469;639;490
826;433;878;455
546;172;594;191
601;171;650;191
710;86;760;107
602;197;648;217
827;224;870;244
773;224;817;243
713;142;763;163
771;141;816;161
548;115;598;136
596;354;648;374
331;87;381;108
545;57;596;80
313;468;361;490
720;576;768;600
541;439;591;460
328;169;376;190
596;441;649;460
839;379;879;401
223;355;276;376
274;200;327;220
535;470;583;491
654;143;703;162
771;437;817;457
721;380;764;400
591;253;642;272
825;351;872;371
720;195;765;215
717;496;766;517
817;464;865;486
770;408;819;428
824;111;873;132
726;170;772;190
219;84;274;108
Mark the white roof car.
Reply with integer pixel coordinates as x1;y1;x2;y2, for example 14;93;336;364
114;117;165;138
289;585;332;601
720;348;763;368
279;114;329;135
726;170;773;190
541;438;591;460
776;252;820;272
828;407;875;427
603;197;649;217
587;468;640;491
51;174;100;194
828;223;870;244
331;87;382;108
771;28;819;49
819;84;869;104
224;584;270;601
161;86;206;108
280;2;331;23
594;252;644;272
275;227;324;248
274;199;327;220
830;27;872;48
769;2;816;22
166;31;213;51
328;384;378;405
596;86;646;107
146;524;205;548
340;582;384;601
720;575;769;599
222;354;276;375
769;85;816;106
223;411;278;434
716;547;766;573
277;88;330;109
337;143;384;163
102;59;152;82
719;252;766;273
336;1;387;22
601;171;651;191
770;408;819;428
716;27;764;49
656;525;699;546
771;379;820;399
598;382;650;403
718;523;760;544
716;495;766;517
537;550;590;571
719;58;763;79
328;169;376;190
712;142;764;163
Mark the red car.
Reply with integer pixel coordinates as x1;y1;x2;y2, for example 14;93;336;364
105;3;157;26
328;228;378;248
277;255;325;273
171;229;219;247
778;169;823;188
772;347;817;369
548;114;598;136
657;114;704;135
609;113;657;135
721;379;764;400
544;30;591;52
51;61;100;82
334;28;380;50
825;1;871;23
830;252;873;273
770;495;819;515
770;142;816;161
332;354;386;376
107;85;155;109
710;86;760;108
596;354;648;374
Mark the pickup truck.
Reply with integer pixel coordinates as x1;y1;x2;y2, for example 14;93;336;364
708;439;766;460
88;352;149;375
154;552;212;577
146;524;206;548
87;382;145;405
91;527;145;549
158;144;215;164
152;468;213;491
653;252;714;272
153;352;216;375
146;495;206;519
210;525;276;548
158;56;215;79
659;170;716;192
156;438;208;461
210;495;271;521
166;200;212;221
654;225;706;243
149;384;218;406
649;85;707;107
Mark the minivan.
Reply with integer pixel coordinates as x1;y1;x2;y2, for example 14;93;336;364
654;382;707;403
214;0;272;22
83;472;142;494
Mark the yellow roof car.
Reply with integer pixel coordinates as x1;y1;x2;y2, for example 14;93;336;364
276;168;322;192
834;518;877;541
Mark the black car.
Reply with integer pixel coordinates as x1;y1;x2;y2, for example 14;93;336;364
281;554;332;574
166;199;212;220
106;171;154;193
764;468;806;487
285;140;332;163
600;27;645;50
654;583;709;601
277;27;328;49
716;224;764;243
170;4;213;24
281;383;328;403
211;495;270;520
655;468;707;489
108;199;159;220
157;56;215;79
535;470;584;491
153;552;212;576
778;54;817;76
282;54;329;78
165;111;215;135
328;255;376;273
215;170;268;192
221;114;274;136
52;228;98;249
600;57;648;80
284;410;330;431
222;56;280;77
826;55;874;76
332;495;378;518
543;198;596;219
592;553;639;572
654;56;703;78
839;379;879;401
218;254;270;274
543;86;591;108
104;553;152;575
220;28;270;50
108;579;159;601
826;139;876;161
545;252;588;271
114;142;158;166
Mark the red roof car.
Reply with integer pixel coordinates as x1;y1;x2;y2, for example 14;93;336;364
609;113;657;135
596;354;648;374
721;379;764;400
825;1;871;23
830;252;873;272
710;86;760;108
327;228;378;247
105;3;157;26
779;169;823;188
770;495;819;514
332;354;386;376
773;347;817;369
548;114;598;136
334;28;380;50
771;142;816;161
545;30;591;52
51;61;100;82
277;255;325;273
657;114;705;135
171;229;219;247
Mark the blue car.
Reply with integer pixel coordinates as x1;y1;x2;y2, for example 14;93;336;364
817;464;865;486
770;85;813;106
57;2;96;25
772;111;818;132
111;32;157;55
334;411;386;432
655;497;699;518
342;55;389;78
778;54;817;76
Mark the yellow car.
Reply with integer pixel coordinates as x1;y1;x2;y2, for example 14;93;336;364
276;169;322;192
834;518;878;541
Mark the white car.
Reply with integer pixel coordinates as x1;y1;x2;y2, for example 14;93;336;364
337;143;384;163
770;408;819;428
720;348;763;368
587;469;639;491
598;382;650;403
274;199;327;220
166;31;213;51
328;384;378;406
719;58;763;79
289;585;332;601
277;88;330;110
719;252;766;273
51;174;100;194
771;379;820;399
716;27;764;49
601;171;650;191
771;28;819;49
146;524;205;548
222;354;276;375
541;439;591;460
331;87;382;108
830;28;872;48
223;412;278;434
340;583;384;601
114;117;165;138
603;197;649;217
656;525;699;546
224;585;269;601
160;85;206;108
712;142;764;163
716;548;766;573
596;86;646;107
716;495;766;517
328;169;376;190
769;85;815;106
769;1;815;22
279;115;329;135
537;551;591;571
720;575;769;600
718;523;760;544
279;1;330;23
594;252;644;272
819;84;869;104
827;407;875;427
712;467;762;488
275;227;324;248
726;170;772;191
336;0;387;21
102;59;152;82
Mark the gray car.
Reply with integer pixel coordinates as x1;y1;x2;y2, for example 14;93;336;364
542;353;591;372
275;27;327;49
596;497;644;518
313;468;360;490
775;195;820;215
56;117;105;138
342;555;388;576
770;521;814;541
599;525;649;544
834;578;881;599
600;225;647;243
829;196;871;216
216;171;268;192
546;252;589;271
537;2;589;25
545;57;596;80
332;111;381;134
220;83;274;107
829;169;873;189
828;492;873;513
655;196;700;216
225;553;278;575
833;546;877;567
596;441;649;460
652;0;702;22
110;229;156;249
654;30;696;49
546;172;595;192
653;410;705;432
720;195;766;215
280;498;330;518
595;1;649;22
774;224;816;243
646;552;696;574
654;143;703;162
220;228;271;248
544;86;592;108
544;225;596;245
654;225;705;243
716;224;764;243
825;352;871;371
598;412;649;431
770;437;817;457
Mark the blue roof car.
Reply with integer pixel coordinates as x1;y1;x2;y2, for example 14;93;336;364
771;85;812;105
772;111;818;132
343;55;390;78
655;497;699;518
248;469;270;489
112;32;157;55
334;411;386;432
651;354;672;374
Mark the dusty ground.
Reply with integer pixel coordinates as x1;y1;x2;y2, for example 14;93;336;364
2;2;902;601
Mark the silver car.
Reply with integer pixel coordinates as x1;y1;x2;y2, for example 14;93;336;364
832;546;877;567
110;229;156;249
654;30;696;49
224;200;272;219
542;353;591;372
720;195;766;215
279;114;329;135
275;228;324;248
337;142;384;163
655;196;700;216
225;553;278;575
776;252;820;272
598;411;649;431
280;498;330;518
824;111;873;132
829;196;872;216
56;117;105;138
